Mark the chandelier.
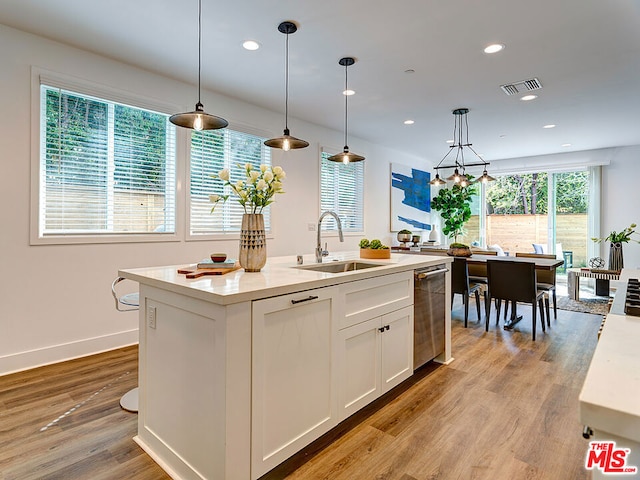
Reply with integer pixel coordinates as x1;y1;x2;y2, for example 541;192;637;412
429;108;494;186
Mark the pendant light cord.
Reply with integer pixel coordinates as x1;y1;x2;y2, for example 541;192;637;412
344;62;349;147
284;30;289;130
197;0;202;104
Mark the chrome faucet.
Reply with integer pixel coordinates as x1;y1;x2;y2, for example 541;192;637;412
316;211;344;262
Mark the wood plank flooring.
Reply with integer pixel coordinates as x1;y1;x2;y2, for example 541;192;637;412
0;303;601;480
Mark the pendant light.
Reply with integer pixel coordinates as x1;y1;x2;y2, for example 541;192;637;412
169;0;228;131
264;21;309;151
328;57;365;163
429;108;493;185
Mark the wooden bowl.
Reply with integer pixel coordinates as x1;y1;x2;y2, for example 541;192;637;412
360;248;391;259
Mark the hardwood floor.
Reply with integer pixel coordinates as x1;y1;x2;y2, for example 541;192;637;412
0;304;600;480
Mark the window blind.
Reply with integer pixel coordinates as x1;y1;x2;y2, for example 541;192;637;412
320;150;364;232
190;129;272;235
40;85;176;236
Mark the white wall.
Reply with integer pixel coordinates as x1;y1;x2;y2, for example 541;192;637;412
601;145;640;270
0;25;426;374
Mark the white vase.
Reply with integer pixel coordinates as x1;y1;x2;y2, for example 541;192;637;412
428;225;440;243
239;213;267;272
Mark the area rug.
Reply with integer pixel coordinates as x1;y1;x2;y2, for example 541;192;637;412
556;296;609;315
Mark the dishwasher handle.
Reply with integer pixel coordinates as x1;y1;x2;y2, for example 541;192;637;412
415;268;449;280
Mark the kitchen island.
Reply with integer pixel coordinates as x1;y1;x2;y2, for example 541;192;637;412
579;269;640;479
119;252;452;480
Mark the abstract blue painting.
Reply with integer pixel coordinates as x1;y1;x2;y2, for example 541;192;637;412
390;163;431;232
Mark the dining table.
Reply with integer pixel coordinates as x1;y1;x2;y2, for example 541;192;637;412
411;250;564;328
464;254;564;328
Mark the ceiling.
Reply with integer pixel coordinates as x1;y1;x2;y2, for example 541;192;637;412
2;0;640;162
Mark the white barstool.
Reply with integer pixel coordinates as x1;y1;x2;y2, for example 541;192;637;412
111;277;139;413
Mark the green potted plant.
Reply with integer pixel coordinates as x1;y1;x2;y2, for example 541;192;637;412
359;238;391;259
592;223;639;271
397;229;412;246
431;179;476;257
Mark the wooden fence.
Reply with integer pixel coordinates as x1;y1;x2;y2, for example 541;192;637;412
459;214;588;266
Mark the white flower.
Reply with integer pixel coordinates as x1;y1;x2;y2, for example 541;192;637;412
210;163;286;214
218;168;230;181
273;166;286;180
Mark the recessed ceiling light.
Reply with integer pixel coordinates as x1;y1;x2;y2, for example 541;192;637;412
446;139;454;144
404;120;415;125
562;143;572;147
543;124;556;129
484;44;505;54
242;40;260;51
521;94;538;101
343;89;355;96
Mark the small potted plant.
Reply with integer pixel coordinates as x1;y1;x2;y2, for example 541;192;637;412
397;229;412;246
359;238;391;259
592;223;639;271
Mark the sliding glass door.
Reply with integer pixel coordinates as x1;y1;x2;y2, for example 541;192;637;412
482;169;591;266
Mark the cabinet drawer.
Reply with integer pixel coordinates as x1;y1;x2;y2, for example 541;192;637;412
339;271;413;329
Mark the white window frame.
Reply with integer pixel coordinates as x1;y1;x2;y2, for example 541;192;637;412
319;146;365;236
186;122;275;241
30;68;183;245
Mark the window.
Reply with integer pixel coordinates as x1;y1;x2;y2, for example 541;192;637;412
189;128;272;236
38;83;176;240
320;149;364;233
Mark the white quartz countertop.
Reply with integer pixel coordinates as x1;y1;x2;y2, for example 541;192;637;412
119;251;452;306
579;274;640;442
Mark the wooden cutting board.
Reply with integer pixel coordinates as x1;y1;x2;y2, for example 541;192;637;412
177;264;241;279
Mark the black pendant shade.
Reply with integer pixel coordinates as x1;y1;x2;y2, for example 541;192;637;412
264;21;309;150
170;0;227;131
328;57;364;163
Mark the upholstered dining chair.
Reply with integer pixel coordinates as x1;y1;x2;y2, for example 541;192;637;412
485;259;547;341
515;252;557;325
451;258;486;327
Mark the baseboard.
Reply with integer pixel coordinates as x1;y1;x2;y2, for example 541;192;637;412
0;329;139;376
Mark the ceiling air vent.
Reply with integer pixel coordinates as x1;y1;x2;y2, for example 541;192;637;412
500;77;543;96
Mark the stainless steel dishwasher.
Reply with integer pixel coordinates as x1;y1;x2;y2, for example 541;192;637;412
414;264;447;369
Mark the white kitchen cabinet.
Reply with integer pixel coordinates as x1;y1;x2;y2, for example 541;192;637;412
338;305;414;420
251;286;339;478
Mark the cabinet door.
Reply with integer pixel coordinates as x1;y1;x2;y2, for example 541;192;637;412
338;317;381;421
380;306;414;394
251;287;338;478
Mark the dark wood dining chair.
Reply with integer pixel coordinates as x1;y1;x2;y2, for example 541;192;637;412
451;258;486;327
467;250;496;285
515;252;557;325
485;259;547;340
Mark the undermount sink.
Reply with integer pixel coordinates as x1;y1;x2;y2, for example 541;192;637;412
294;260;386;274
